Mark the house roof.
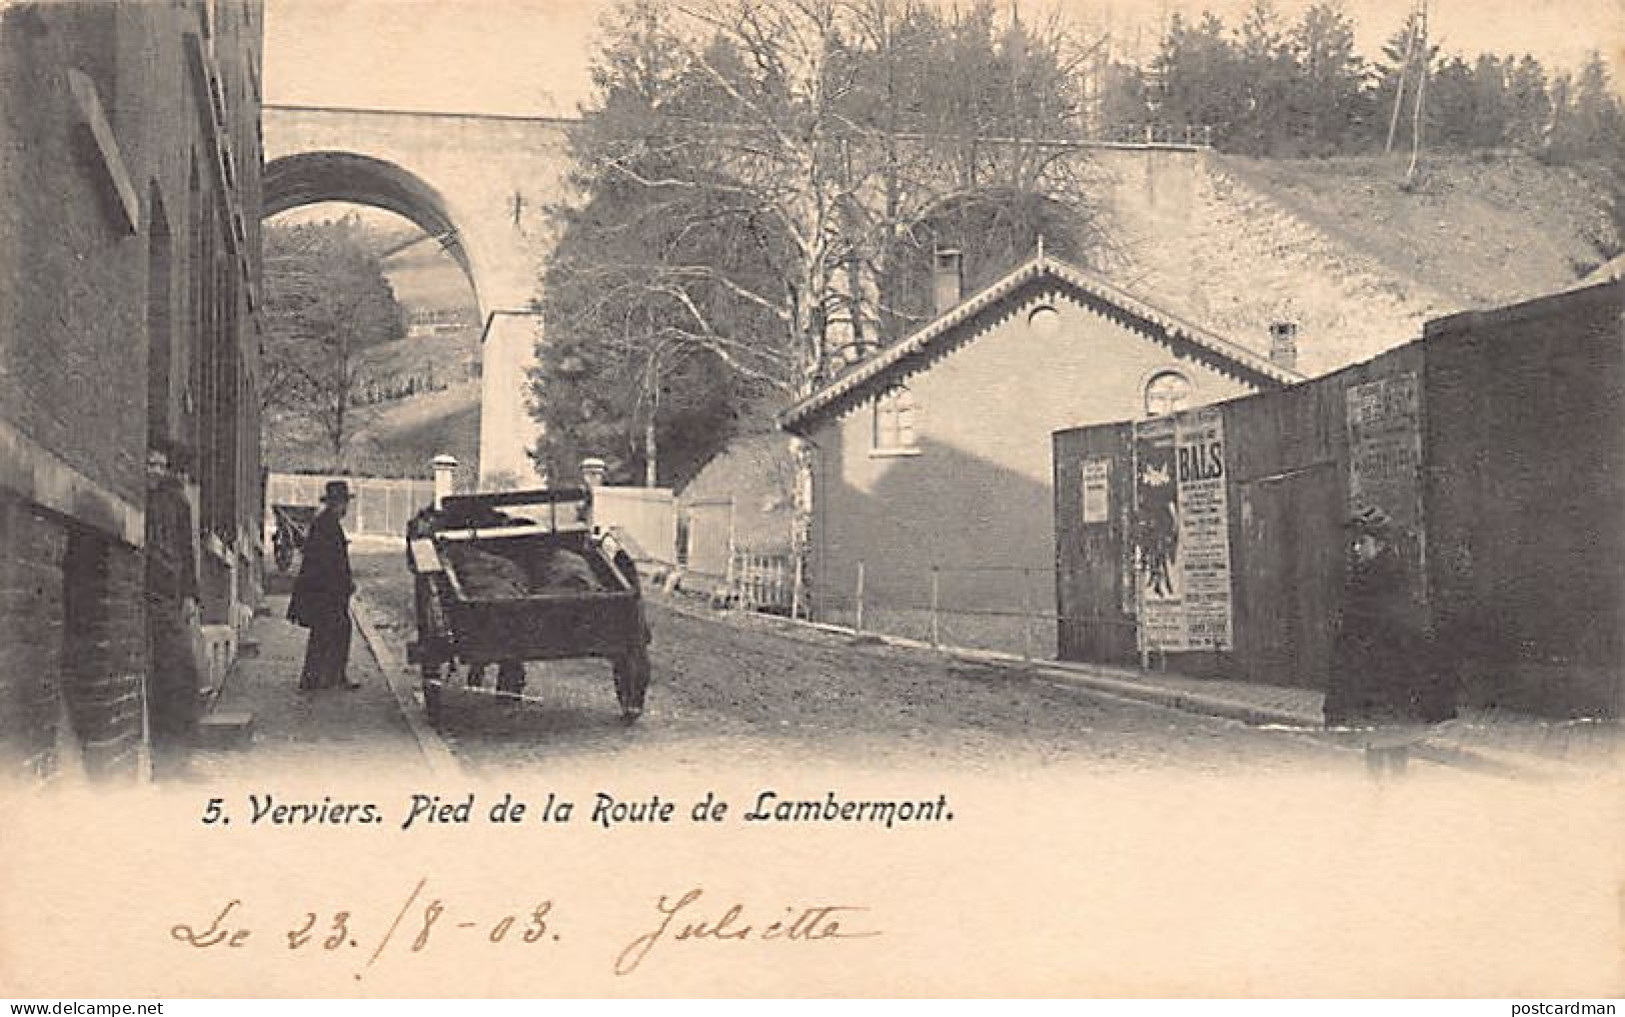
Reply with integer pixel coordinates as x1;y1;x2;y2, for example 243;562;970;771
679;432;795;506
1580;253;1625;286
778;251;1304;434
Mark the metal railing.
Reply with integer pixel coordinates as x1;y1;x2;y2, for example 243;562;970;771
789;561;1139;663
1090;123;1215;149
671;552;1143;664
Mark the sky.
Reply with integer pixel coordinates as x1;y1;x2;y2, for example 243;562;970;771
263;0;1624;118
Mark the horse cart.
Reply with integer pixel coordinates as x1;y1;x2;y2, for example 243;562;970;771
404;488;652;726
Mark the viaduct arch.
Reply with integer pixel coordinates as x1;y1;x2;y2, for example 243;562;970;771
263;104;577;485
263;151;477;295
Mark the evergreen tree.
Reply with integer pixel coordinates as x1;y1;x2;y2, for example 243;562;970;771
1097;59;1152;133
1427;56;1478;150
1554;50;1625;161
1470;54;1509;149
1153;11;1240;138
1504;54;1552;152
1230;0;1297;154
1286;1;1367;154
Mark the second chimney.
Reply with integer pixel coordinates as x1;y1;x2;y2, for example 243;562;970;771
932;248;963;316
1269;321;1299;373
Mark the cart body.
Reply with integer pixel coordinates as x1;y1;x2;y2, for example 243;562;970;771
404;487;651;723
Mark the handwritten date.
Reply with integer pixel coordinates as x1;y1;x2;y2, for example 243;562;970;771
170;878;556;979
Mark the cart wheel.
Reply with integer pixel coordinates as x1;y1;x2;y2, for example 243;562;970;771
421;661;444;727
613;646;650;723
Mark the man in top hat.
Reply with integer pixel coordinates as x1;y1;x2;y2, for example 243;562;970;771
1324;504;1453;775
288;480;359;690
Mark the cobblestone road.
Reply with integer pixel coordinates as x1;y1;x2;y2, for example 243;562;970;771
352;549;1346;777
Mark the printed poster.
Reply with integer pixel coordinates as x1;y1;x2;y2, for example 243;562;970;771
1080;458;1111;524
1133;409;1233;652
1346;372;1423;530
1175;407;1232;651
1345;372;1426;604
1132;416;1184;650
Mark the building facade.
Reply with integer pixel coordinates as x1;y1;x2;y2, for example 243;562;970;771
0;1;265;780
780;252;1296;655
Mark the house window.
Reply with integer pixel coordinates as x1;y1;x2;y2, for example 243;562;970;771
872;385;919;453
1144;370;1193;417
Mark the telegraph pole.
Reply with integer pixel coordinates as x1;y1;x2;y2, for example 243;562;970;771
1384;0;1424;153
1404;0;1430;188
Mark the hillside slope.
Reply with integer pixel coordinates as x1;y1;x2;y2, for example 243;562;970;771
1222;153;1617;308
264;334;482;483
1097;149;1618;376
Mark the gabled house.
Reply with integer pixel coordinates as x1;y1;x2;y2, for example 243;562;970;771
779;249;1301;654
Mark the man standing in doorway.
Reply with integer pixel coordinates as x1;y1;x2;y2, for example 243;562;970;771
288;480;359;691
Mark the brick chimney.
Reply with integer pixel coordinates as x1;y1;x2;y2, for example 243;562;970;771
932;248;963;316
1269;321;1299;372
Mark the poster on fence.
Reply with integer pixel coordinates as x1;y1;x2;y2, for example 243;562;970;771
1345;372;1423;532
1080;458;1111;524
1133;416;1184;649
1176;408;1233;651
1345;373;1426;607
1133;410;1234;652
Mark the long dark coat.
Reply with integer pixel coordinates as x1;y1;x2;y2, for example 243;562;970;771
288;507;353;627
1323;547;1451;727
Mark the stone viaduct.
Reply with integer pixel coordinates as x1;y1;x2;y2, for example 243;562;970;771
264;104;573;485
264;105;1452;484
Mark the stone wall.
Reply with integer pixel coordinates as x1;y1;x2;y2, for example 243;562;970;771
0;1;264;781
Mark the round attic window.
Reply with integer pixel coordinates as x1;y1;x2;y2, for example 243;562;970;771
1028;304;1060;335
1144;370;1194;417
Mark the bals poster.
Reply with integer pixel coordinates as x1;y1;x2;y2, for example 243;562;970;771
1132;408;1233;652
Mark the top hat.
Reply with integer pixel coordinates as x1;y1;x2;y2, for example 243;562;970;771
1346;504;1393;536
321;480;353;504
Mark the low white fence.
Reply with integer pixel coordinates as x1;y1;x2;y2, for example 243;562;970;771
265;472;434;538
676;495;796;613
593;486;676;566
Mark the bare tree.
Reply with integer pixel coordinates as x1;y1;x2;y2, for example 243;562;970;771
262;216;406;471
535;0;1105;540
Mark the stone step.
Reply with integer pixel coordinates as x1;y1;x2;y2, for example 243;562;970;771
197;710;254;751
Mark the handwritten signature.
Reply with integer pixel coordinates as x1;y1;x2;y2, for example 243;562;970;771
169;881;879;979
614;888;880;976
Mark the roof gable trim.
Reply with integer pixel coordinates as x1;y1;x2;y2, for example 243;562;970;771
780;254;1301;432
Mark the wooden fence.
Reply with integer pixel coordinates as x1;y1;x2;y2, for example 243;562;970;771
1052;280;1624;718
